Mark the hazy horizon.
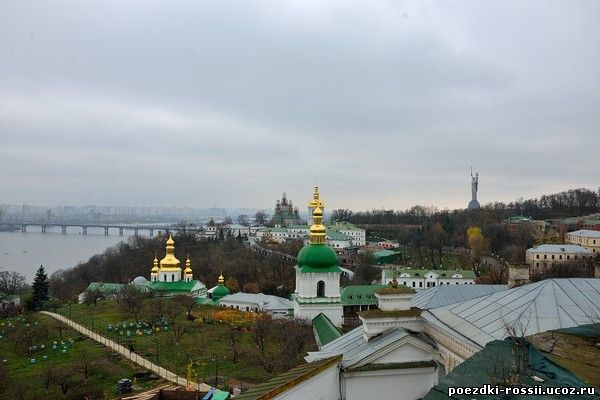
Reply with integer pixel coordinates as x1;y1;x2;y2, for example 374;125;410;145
2;1;598;210
3;183;598;214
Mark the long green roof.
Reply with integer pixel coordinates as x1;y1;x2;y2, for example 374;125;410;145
312;313;342;347
373;249;398;258
85;282;127;294
146;280;201;292
235;356;341;400
340;284;390;305
385;268;476;279
326;230;351;241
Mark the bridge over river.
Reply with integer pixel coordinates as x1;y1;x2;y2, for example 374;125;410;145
0;222;205;236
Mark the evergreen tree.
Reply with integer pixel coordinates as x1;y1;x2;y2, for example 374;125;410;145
31;265;49;310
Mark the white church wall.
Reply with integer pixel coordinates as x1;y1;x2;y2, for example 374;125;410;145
294;302;343;327
344;367;437;400
273;364;339;400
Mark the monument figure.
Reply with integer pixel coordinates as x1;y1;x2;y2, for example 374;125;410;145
468;168;480;210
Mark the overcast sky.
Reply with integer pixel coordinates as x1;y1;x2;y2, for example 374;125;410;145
1;1;598;211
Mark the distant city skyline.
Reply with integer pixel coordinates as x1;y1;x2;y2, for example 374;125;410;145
1;1;598;210
1;181;598;214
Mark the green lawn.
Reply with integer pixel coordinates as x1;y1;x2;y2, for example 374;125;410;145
0;313;163;399
55;299;310;389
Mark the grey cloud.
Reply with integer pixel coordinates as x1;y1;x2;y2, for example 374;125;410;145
0;0;598;209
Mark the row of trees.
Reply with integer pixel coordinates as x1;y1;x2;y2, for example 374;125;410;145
331;188;600;226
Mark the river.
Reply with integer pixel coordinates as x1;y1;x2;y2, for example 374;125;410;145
0;228;145;281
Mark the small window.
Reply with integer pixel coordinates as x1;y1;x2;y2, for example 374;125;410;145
317;281;326;298
419;282;423;288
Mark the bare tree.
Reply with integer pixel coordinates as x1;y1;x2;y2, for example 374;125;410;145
237;214;249;227
228;328;241;363
75;348;94;379
118;285;145;319
83;288;105;306
174;295;197;320
0;271;27;301
53;366;81;396
254;211;267;226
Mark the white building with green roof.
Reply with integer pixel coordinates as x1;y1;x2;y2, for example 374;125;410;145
382;268;476;290
293;207;343;326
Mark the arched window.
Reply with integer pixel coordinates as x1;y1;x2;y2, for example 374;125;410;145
317;281;325;298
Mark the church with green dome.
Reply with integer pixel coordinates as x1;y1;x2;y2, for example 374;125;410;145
293;205;343;326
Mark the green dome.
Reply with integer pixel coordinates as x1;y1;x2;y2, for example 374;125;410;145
297;244;340;272
213;284;230;300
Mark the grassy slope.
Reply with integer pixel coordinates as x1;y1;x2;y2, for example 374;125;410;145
0;313;162;399
56;299;307;387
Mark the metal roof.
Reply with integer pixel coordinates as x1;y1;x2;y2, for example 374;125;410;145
305;326;410;368
422;278;600;348
326;229;351;241
373;249;398;258
312;313;342;347
423;338;598;400
340;284;390;306
567;229;600;238
146;280;205;292
526;244;592;253
219;292;293;311
411;284;508;309
85;282;127;293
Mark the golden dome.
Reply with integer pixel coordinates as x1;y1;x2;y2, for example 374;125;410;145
308;186;324;208
218;273;225;285
159;234;181;270
309;207;326;244
184;254;193;274
151;253;159;273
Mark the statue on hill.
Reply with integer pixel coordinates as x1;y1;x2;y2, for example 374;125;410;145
468;168;480;210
